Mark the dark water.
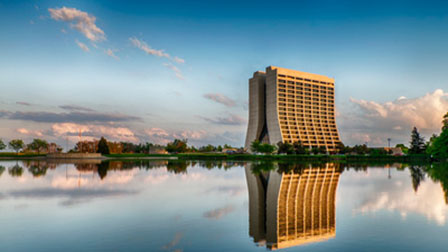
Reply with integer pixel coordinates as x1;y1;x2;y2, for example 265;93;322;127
0;160;447;252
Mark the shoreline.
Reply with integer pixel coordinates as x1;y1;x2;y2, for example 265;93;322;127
0;153;432;163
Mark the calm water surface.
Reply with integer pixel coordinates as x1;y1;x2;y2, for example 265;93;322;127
0;160;447;251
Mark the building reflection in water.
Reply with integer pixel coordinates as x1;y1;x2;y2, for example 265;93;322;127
245;163;340;250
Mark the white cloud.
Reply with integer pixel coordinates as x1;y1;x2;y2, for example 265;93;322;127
340;89;448;146
75;40;89;52
129;37;170;58
203;93;236;107
163;63;184;80
48;7;105;42
16;128;43;137
203;205;234;220
105;48;119;59
200;114;246;125
129;37;185;64
173;56;185;64
52;123;138;143
355;178;448;225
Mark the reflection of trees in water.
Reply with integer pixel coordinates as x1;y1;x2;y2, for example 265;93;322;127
28;163;49;177
0;165;5;177
426;163;448;204
166;161;188;174
97;162;108;180
9;164;24;177
22;160;57;170
409;165;426;192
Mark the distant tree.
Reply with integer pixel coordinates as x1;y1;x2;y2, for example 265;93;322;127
318;146;327;154
199;144;216;152
0;165;5;177
311;146;320;155
427;122;448;160
293;141;308;155
250;140;261;153
0;139;6;151
395;144;409;155
277;141;294;154
336;142;346;154
8;164;23;177
27;139;49;154
217;145;223;152
97;137;110;155
250;140;276;154
443;112;448;131
409;127;426;154
8;139;24;154
352;144;369;155
166;139;188;153
224;144;232;149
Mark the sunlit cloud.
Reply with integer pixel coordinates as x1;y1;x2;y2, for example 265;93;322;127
105;48;119;60
200;114;246;125
203;205;234;220
340;89;448;145
163;62;184;80
16;128;43;137
52;123;139;143
16;101;31;106
355;180;448;225
75;40;89;52
203;93;236;107
129;37;170;58
1;110;141;123
59;105;95;112
129;37;185;64
48;7;105;42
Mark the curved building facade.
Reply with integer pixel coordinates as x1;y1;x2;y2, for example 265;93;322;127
245;163;340;250
245;66;342;153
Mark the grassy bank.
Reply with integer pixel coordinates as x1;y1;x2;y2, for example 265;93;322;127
0;152;432;163
105;153;432;163
0;152;46;159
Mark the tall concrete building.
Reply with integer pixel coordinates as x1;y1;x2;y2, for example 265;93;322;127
245;66;342;153
245;163;340;250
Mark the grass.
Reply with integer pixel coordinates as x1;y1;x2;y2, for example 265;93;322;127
105;153;432;162
0;152;46;158
0;152;432;163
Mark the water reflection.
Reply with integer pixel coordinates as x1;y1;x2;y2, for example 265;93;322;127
246;163;340;250
2;160;448;251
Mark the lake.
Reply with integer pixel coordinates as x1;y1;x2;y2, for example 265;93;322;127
0;159;447;251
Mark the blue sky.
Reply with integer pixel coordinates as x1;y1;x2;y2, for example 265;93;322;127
1;0;448;148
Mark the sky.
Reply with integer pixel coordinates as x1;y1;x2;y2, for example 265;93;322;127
1;0;448;149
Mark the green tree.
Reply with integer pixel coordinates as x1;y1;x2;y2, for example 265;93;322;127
97;137;110;155
409;127;426;154
277;141;294;154
0;139;6;151
427;128;448;160
293;141;308;154
8;139;24;154
250;140;276;154
250;140;261;153
443;112;448;131
27;139;49;154
395;144;409;155
0;165;5;177
166;139;188;153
